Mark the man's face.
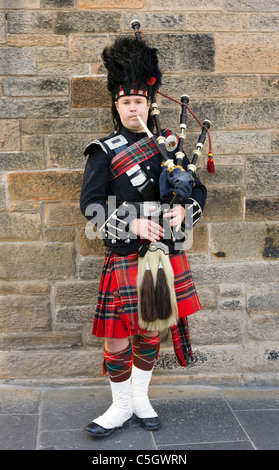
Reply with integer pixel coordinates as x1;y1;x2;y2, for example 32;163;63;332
115;95;150;132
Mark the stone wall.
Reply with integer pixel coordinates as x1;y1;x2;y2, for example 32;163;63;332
0;0;278;386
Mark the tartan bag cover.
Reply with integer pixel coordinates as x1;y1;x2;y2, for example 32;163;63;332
92;250;201;366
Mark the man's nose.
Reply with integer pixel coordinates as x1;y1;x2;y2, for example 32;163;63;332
130;101;137;111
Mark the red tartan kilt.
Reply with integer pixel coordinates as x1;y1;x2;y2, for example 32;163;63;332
92;249;201;338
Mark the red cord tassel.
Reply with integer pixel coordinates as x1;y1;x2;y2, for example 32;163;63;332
207;152;215;173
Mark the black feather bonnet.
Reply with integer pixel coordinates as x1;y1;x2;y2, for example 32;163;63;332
102;35;162;101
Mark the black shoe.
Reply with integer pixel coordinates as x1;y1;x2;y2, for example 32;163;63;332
84;417;133;438
134;414;161;431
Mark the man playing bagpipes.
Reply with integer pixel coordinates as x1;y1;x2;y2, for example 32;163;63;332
80;23;210;438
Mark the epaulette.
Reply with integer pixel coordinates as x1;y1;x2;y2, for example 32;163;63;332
84;139;108;156
84;132;128;156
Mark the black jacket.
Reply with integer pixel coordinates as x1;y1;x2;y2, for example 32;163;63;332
80;126;207;255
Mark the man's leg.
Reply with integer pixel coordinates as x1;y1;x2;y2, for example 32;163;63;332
131;332;161;430
85;338;133;437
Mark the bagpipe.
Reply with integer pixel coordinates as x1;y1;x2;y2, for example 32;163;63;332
135;21;214;331
131;20;213;191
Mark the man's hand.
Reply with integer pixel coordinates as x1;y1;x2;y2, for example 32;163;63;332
163;205;186;232
130;218;164;243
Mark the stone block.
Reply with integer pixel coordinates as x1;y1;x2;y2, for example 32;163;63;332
79;0;144;7
53;11;121;35
194;284;218;310
161;74;258;99
3;77;69;97
38;61;90;77
36;46;67;63
247;283;279;314
247;315;279;342
205;155;244;167
218;281;246;310
188;223;208;253
54;281;99;306
0;243;76;280
210;131;270;155
159;347;279;377
21;116;98;135
68;35;107;62
225;0;279;11
0;120;20;151
0;48;36;75
0;349;100;379
44;202;85;227
0;97;70;119
55;305;94;324
192;97;279;130
199;167;244;187
0;0;40;7
22;135;44;152
44;227;76;243
218;298;245;311
0;185;6;211
272;133;279;153
8;202;40;213
78;226;107;256
202;187;243;222
210;222;279;261
154;107;180;133
0;295;51;333
146;33;215;73
187;342;279;374
146;0;222;10
8;170;83;202
71;77;110;108
219;284;245;298
0;281;50;296
260;75;279;96
250;14;279;32
123;12;184;32
0;212;41;241
246;156;279;197
99;108;114;134
77;256;105;280
246;198;279;221
0;12;5;45
216;32;279;73
7;33;66;47
0;152;45;171
187;12;248;31
192;261;279;285
188;310;245;345
0;331;82;351
46;134;89;168
42;0;75;7
7;11;52;34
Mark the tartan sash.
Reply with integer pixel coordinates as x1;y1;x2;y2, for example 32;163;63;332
109;129;173;180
